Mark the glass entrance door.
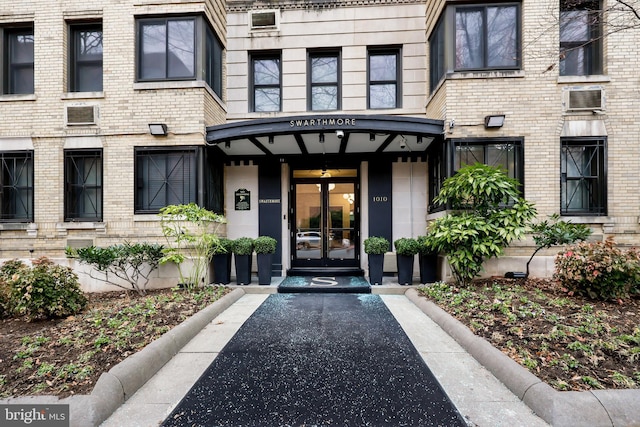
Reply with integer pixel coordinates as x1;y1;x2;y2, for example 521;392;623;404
292;170;358;268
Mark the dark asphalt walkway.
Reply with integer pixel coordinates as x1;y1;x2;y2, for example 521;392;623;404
161;293;466;426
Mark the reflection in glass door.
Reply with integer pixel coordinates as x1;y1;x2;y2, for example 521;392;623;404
292;170;358;268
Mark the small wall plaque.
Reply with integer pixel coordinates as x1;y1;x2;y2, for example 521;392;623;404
235;189;251;211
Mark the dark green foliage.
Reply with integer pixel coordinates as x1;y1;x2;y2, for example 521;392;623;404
72;242;164;295
394;237;420;256
254;236;278;254
7;257;87;321
212;237;234;255
555;238;640;301
526;214;592;277
232;237;255;256
423;164;537;285
364;236;390;255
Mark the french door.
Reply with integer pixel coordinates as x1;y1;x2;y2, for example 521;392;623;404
291;169;359;269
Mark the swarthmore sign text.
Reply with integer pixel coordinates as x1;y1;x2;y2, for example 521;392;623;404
289;118;357;128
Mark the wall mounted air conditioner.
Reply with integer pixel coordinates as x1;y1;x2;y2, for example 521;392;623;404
249;9;279;31
66;105;98;126
564;87;605;112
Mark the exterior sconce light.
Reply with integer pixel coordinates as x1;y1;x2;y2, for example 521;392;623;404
225;141;231;148
484;115;505;129
369;133;375;141
319;133;325;143
268;135;274;144
148;123;168;136
417;135;423;144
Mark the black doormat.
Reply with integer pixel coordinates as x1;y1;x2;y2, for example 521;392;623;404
162;294;466;427
277;275;371;294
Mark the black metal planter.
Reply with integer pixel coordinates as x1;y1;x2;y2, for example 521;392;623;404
368;254;384;285
234;254;252;285
257;253;273;285
418;253;438;284
396;254;415;285
212;253;232;285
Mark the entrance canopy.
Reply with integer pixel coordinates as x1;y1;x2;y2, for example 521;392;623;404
205;114;444;157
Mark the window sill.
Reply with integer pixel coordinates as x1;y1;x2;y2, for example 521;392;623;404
134;80;207;91
56;222;106;236
61;92;105;100
0;94;36;102
447;70;525;80
557;75;610;84
0;223;38;237
133;214;161;222
561;215;611;223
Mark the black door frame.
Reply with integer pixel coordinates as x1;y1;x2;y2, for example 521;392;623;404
289;166;360;271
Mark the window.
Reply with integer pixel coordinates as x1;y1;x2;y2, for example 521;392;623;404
250;52;281;112
3;27;34;94
429;16;446;93
70;24;103;92
455;4;520;70
250;10;278;30
560;0;602;76
205;26;223;98
308;50;340;111
65;150;102;221
561;138;606;215
135;148;198;213
0;151;33;222
138;18;195;81
453;138;524;195
368;47;401;109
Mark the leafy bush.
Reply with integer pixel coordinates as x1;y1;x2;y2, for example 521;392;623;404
526;214;592;277
212;237;233;255
416;235;435;255
0;260;26;318
423;164;537;286
71;242;164;295
159;203;227;289
394;237;420;256
232;237;254;256
364;236;390;255
8;257;87;321
254;236;277;254
554;238;640;301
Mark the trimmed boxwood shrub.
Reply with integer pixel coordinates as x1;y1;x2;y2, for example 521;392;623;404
364;236;390;255
254;236;277;254
394;238;420;256
232;237;255;256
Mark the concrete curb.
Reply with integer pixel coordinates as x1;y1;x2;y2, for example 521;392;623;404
405;288;640;427
1;288;246;427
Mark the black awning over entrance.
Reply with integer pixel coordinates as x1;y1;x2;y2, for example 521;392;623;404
205;114;444;158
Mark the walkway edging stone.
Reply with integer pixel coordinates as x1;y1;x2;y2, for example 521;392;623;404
405;288;640;427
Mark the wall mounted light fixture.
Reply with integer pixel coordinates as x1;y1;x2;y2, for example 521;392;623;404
484;115;505;129
319;133;325;143
268;135;274;144
148;123;168;136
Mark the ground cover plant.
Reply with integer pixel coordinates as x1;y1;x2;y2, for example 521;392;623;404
0;285;228;398
419;278;640;391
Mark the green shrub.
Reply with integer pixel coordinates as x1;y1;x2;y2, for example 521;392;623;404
554;238;640;301
73;242;164;295
232;237;254;256
0;260;29;318
212;237;233;255
9;257;87;321
394;237;420;256
416;235;435;255
254;236;277;254
423;164;536;285
364;236;390;255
